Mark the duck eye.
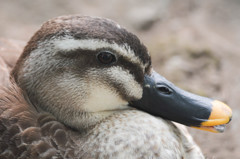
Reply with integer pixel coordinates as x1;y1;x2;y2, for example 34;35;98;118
97;51;116;64
157;85;172;95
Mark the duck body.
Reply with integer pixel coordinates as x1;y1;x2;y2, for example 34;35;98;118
0;86;202;159
0;15;231;159
82;110;204;159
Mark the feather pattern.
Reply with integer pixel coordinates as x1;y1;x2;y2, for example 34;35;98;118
0;15;205;159
0;82;80;158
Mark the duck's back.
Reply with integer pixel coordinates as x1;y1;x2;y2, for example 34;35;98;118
0;38;24;69
0;83;80;159
0;38;24;87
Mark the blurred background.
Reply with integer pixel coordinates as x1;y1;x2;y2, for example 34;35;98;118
0;0;239;158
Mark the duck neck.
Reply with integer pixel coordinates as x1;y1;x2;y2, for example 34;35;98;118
63;109;132;131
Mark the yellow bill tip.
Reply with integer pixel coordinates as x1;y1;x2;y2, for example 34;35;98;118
201;100;232;127
193;100;232;133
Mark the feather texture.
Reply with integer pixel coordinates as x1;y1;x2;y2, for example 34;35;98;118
0;15;205;159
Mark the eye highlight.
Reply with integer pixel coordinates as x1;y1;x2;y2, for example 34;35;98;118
97;51;117;64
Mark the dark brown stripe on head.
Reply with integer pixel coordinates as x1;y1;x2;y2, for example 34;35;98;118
12;15;152;83
57;47;144;84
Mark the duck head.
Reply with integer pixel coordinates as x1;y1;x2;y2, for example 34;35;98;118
12;15;232;132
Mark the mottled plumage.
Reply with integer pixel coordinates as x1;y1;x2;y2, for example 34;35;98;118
0;15;205;159
0;82;203;158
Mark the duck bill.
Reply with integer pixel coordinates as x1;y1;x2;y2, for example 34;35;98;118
130;71;232;133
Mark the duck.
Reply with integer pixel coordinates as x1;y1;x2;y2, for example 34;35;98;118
0;15;232;159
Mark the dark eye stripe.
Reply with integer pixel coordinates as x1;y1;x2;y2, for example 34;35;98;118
58;48;145;84
117;56;144;85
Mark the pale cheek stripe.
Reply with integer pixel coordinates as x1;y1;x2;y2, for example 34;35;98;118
86;66;143;99
105;66;143;99
53;38;144;70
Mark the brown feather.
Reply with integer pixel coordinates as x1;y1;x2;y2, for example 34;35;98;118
0;15;204;159
0;80;81;159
